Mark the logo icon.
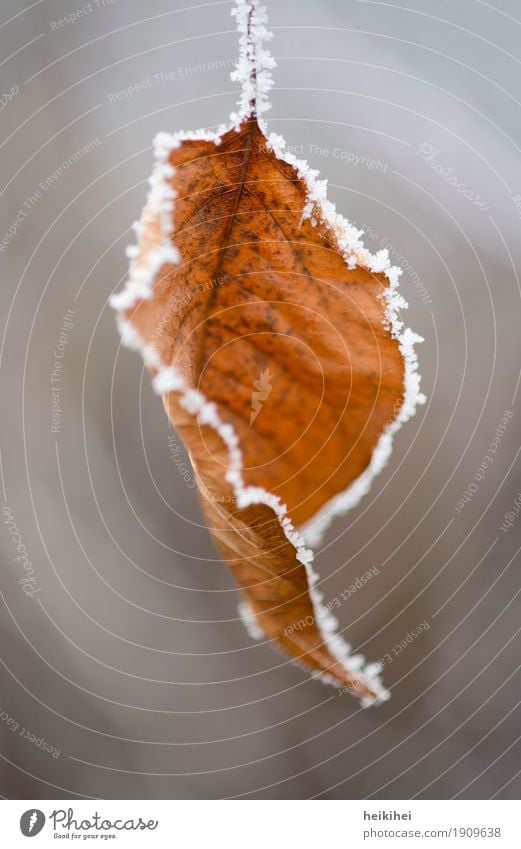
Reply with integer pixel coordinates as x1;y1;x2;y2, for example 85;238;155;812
250;368;273;425
20;810;45;837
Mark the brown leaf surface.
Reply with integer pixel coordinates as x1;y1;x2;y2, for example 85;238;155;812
116;117;404;701
127;119;404;523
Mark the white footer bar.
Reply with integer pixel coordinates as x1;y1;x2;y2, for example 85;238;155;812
1;800;518;848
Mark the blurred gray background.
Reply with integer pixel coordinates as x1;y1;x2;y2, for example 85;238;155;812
1;0;520;800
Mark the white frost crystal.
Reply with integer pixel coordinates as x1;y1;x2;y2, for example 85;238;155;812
230;0;277;127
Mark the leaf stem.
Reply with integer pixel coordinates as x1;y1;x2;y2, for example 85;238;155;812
246;2;257;118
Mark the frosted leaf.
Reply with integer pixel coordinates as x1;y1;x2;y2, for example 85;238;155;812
110;0;427;706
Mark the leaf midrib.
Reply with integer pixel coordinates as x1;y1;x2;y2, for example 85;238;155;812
195;120;256;378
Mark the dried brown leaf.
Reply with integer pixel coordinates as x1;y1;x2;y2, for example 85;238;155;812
111;0;424;704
